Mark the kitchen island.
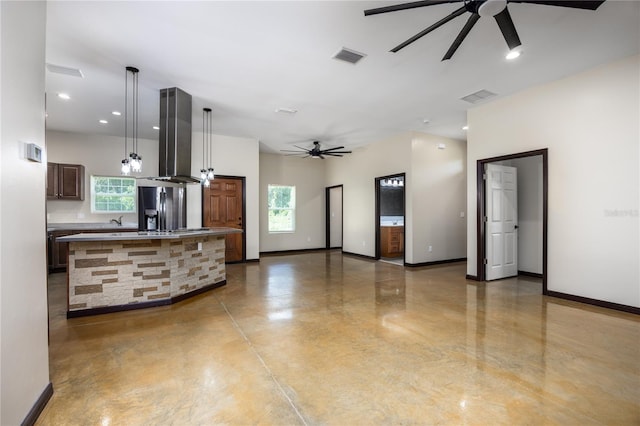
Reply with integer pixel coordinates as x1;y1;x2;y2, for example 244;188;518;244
58;228;241;317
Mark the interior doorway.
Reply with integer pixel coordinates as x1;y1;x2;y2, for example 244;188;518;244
202;175;246;263
375;173;406;265
476;149;548;292
326;185;343;249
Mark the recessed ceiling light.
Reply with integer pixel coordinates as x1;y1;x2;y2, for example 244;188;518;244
506;49;521;60
275;108;297;114
462;125;469;130
57;93;70;100
152;126;160;130
112;111;121;116
99;119;108;124
423;118;430;124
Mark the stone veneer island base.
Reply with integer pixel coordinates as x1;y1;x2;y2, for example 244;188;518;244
59;228;240;318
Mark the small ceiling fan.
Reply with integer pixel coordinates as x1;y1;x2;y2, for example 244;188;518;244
364;0;606;61
281;141;353;159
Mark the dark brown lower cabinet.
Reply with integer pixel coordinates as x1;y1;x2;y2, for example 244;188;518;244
48;230;74;271
380;226;404;258
47;228;136;272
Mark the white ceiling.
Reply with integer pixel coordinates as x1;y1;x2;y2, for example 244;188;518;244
44;1;639;154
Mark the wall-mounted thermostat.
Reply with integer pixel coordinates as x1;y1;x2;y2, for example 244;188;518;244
27;143;43;163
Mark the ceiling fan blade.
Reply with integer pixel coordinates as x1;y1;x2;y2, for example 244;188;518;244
321;146;346;152
281;149;306;152
442;13;480;60
293;145;309;151
494;7;521;50
364;0;461;16
390;5;467;53
323;151;352;154
507;0;606;10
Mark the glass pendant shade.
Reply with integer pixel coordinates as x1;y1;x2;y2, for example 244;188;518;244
129;152;142;173
121;159;131;175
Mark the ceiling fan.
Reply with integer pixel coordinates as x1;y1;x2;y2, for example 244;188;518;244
281;141;353;159
364;0;606;61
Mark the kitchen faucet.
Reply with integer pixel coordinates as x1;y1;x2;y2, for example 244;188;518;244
110;216;123;226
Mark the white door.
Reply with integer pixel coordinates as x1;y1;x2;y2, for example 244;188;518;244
329;186;343;248
485;164;518;280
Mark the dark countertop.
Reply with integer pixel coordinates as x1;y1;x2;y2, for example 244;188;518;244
57;227;242;242
47;222;138;232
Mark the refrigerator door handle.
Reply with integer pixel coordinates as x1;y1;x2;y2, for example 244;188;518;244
159;189;167;231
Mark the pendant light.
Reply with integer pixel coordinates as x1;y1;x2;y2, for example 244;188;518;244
121;66;142;175
200;107;215;186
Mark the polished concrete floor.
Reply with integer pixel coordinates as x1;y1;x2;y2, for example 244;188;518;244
38;251;639;425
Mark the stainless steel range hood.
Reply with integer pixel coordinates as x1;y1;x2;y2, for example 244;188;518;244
154;87;200;184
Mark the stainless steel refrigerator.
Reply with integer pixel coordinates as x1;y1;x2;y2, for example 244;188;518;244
137;186;186;231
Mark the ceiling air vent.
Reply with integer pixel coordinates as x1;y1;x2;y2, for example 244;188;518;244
333;47;366;65
461;89;497;104
46;63;84;78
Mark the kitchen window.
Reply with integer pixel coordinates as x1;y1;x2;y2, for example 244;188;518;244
268;184;295;232
91;176;136;213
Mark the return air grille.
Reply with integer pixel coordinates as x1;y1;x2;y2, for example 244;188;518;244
46;63;84;78
461;89;497;104
333;47;367;64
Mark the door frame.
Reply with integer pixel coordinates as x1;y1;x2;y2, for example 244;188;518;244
476;149;548;293
375;173;406;260
201;174;246;263
325;184;344;250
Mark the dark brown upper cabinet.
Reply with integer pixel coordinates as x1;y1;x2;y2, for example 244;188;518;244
47;162;85;200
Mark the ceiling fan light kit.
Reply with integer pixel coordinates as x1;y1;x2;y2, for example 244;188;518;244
364;0;606;61
506;48;522;60
281;141;353;159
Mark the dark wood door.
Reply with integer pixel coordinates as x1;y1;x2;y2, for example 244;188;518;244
203;177;244;262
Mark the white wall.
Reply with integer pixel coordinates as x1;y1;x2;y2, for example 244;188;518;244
46;130;159;225
1;1;51;424
326;133;412;258
189;133;260;260
467;55;639;307
512;156;543;275
409;133;467;264
259;153;326;252
326;131;466;264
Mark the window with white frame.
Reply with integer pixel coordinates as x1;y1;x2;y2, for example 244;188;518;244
91;176;136;213
267;184;296;232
